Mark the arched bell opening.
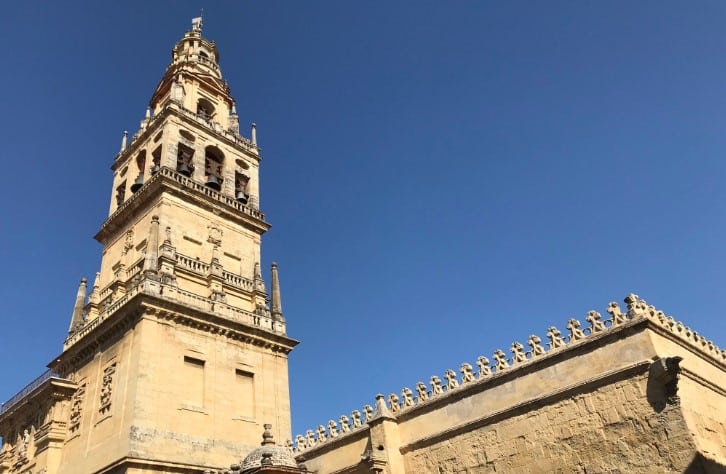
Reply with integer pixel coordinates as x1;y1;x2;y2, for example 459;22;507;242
115;181;126;206
197;98;216;121
204;146;224;191
235;172;250;204
176;143;194;177
151;145;162;175
130;150;146;193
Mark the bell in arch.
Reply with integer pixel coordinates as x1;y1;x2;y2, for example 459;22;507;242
235;191;248;204
177;163;192;176
130;175;144;193
205;174;221;191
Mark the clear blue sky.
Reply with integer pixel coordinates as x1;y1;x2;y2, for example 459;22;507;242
1;1;725;441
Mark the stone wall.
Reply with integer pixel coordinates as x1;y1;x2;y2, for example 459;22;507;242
404;373;696;473
294;295;726;474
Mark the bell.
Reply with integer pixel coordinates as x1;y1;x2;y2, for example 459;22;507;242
177;163;191;176
205;175;221;191
130;175;144;193
150;164;160;175
236;191;248;204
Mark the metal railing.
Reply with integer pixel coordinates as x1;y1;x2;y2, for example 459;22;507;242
1;369;59;415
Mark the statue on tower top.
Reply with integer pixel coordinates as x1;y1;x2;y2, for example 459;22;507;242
191;15;203;33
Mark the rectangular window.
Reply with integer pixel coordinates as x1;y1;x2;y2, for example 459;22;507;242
183;356;205;408
235;369;255;419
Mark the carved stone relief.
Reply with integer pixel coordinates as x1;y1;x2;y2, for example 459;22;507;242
99;362;117;414
69;383;86;433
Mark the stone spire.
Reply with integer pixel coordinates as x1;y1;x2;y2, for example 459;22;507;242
251;123;257;146
89;272;101;304
143;216;160;276
253;261;265;292
120;130;128;151
68;278;87;333
270;262;284;322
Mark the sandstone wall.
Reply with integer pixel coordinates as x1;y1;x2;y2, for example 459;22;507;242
294;296;726;474
403;373;696;473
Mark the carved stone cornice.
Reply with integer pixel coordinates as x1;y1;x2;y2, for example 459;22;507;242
112;102;259;172
95;166;269;245
54;280;298;375
142;291;298;354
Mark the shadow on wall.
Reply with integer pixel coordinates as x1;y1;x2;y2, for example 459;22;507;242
684;453;726;474
646;356;683;413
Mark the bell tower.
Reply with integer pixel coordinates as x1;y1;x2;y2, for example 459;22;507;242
48;18;297;473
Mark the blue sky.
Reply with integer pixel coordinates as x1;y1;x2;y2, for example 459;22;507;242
1;1;725;441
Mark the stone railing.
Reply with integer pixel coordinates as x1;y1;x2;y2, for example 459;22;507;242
65;276;282;348
174;254;255;293
176;254;210;274
291;293;726;454
222;270;254;292
1;369;59;415
158;167;266;221
101;167;266;237
125;259;144;280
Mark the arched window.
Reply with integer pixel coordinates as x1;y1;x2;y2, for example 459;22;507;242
204;146;224;191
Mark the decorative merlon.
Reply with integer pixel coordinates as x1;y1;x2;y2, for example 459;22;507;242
291;293;726;455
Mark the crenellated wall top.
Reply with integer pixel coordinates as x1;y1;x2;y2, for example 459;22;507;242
291;293;725;455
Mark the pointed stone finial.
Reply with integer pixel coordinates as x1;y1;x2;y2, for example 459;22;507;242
270;262;284;322
68;278;87;333
89;272;101;304
145;107;151;119
372;394;394;420
143;216;160;275
253;262;265;292
120;131;128;151
261;423;275;446
251;123;257;146
231;102;238;115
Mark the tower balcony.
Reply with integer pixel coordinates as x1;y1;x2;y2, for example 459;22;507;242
64;274;289;351
97;166;270;244
115;100;258;168
0;370;63;416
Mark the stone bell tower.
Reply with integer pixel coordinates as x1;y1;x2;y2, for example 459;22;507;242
0;18;297;474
